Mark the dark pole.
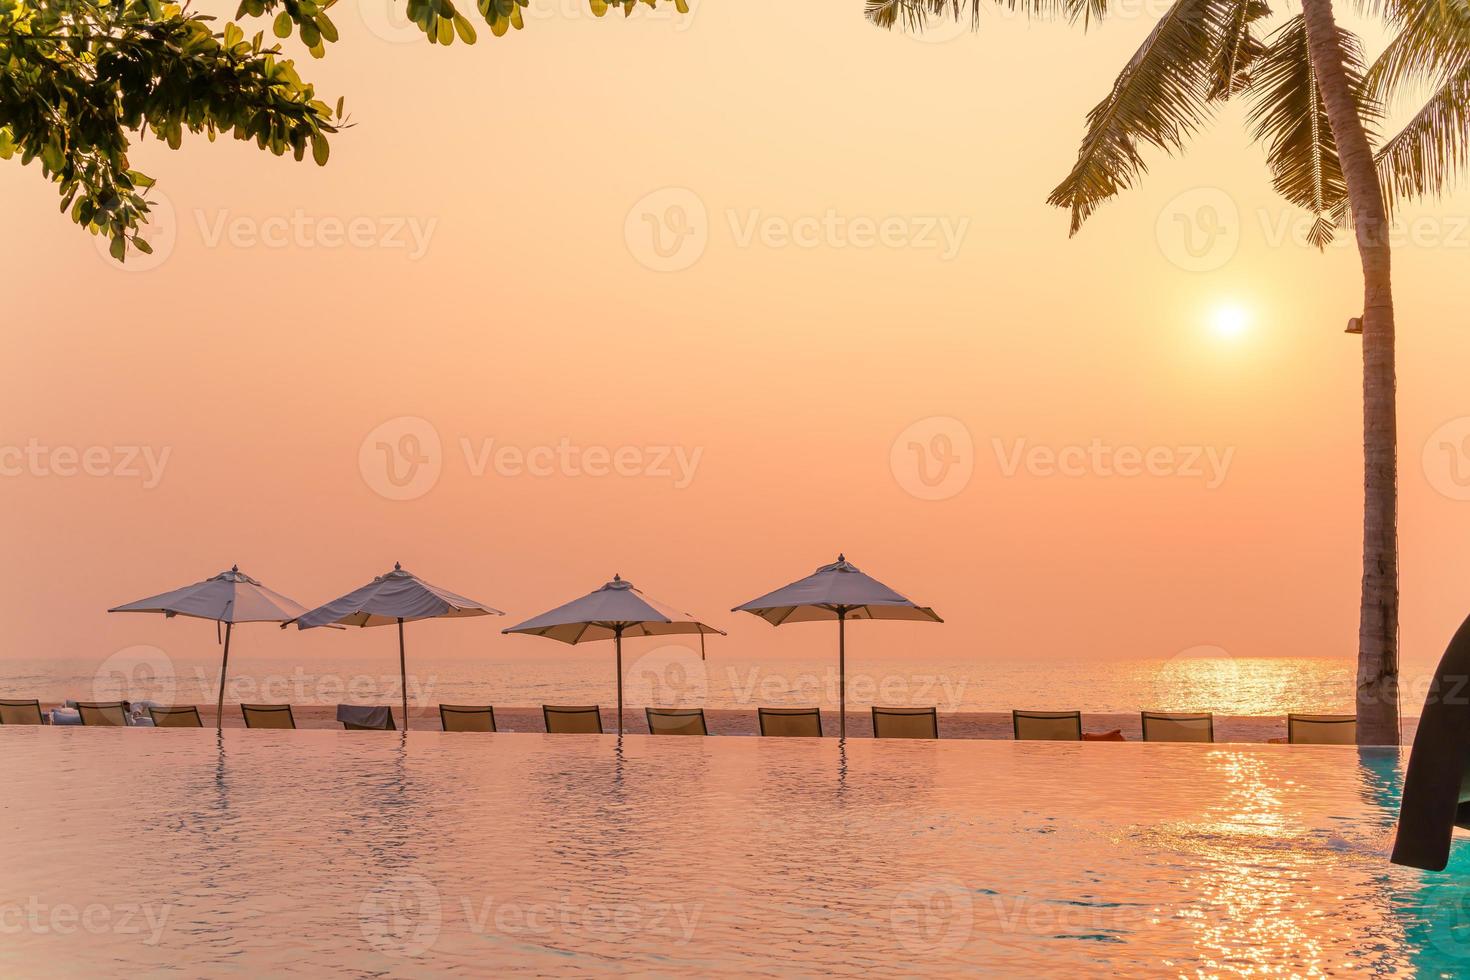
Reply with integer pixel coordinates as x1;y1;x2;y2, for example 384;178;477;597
398;617;408;731
615;625;625;735
838;608;847;739
215;621;233;731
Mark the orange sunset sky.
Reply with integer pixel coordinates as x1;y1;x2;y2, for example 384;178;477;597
2;0;1469;690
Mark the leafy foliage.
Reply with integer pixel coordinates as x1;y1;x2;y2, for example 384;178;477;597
1;0;689;260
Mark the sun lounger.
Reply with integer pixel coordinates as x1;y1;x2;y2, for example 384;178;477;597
439;704;496;732
76;701;128;726
1141;710;1214;743
337;705;396;730
0;698;44;725
871;706;938;739
1287;713;1356;745
241;704;296;729
757;706;822;737
148;706;203;728
543;705;603;734
1012;709;1082;741
645;707;708;736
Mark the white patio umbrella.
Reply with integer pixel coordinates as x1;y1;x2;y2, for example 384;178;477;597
109;565;313;728
291;563;505;730
733;554;942;738
503;574;725;734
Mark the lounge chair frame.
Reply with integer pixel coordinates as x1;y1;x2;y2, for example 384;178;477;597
1012;709;1083;741
76;700;128;726
149;705;203;728
871;705;939;739
543;704;604;734
1140;710;1215;743
439;704;497;733
1287;713;1356;745
0;698;44;725
241;704;296;729
645;707;708;736
757;706;823;738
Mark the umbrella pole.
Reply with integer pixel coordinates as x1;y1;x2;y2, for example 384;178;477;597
838;609;847;739
215;622;233;731
398;617;408;732
615;626;624;735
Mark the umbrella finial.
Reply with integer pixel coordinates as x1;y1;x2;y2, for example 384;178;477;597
837;553;845;563
395;561;402;571
231;564;239;572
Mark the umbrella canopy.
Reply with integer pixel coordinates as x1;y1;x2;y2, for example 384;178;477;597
293;563;505;730
110;565;311;624
504;574;725;734
109;565;312;728
733;554;941;738
294;563;503;629
733;554;942;626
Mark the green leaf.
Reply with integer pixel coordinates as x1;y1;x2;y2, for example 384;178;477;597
311;133;329;165
273;11;292;36
109;235;126;261
134;238;154;255
453;12;476;41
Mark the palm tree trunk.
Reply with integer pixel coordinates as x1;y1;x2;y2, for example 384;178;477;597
1301;0;1400;745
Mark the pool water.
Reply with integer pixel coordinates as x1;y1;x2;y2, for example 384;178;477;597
2;729;1468;976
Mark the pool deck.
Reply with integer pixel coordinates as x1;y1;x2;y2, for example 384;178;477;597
137;705;1418;743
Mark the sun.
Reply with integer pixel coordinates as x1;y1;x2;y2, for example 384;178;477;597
1210;304;1252;340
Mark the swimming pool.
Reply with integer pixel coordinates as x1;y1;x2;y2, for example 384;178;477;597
1;729;1465;975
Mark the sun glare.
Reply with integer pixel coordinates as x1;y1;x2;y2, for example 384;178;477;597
1211;304;1252;340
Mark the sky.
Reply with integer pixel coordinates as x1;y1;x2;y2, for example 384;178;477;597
2;0;1469;690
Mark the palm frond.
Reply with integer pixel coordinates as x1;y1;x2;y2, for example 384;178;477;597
863;0;1111;31
1047;0;1237;234
1374;60;1470;209
1210;0;1272;99
1246;15;1375;248
1363;0;1470;102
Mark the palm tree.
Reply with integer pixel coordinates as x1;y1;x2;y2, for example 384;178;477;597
866;0;1416;744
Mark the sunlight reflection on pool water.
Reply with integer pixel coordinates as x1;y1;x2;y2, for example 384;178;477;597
0;730;1465;975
